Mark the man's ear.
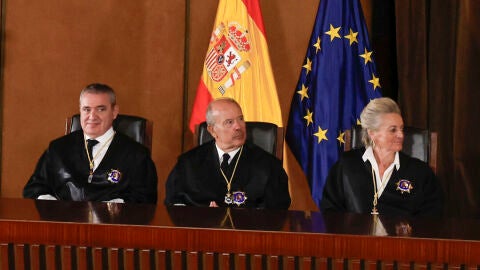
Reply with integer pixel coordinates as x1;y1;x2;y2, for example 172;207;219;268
207;125;216;139
113;105;119;119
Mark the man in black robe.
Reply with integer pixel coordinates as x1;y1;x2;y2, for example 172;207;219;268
23;83;157;203
165;98;290;209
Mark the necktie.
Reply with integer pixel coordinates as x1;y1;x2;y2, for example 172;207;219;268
86;139;99;161
221;153;230;174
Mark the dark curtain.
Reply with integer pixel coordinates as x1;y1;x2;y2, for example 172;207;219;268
393;0;480;217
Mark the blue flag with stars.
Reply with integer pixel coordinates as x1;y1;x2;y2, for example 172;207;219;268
286;0;382;207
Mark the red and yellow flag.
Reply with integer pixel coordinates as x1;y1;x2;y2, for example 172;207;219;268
189;0;282;131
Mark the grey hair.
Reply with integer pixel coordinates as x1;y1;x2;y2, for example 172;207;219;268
359;97;401;146
79;83;116;106
205;97;241;126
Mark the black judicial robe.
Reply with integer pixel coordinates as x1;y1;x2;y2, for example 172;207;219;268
320;148;443;217
23;130;158;203
165;141;291;209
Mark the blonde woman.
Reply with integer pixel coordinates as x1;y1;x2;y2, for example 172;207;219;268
321;98;443;217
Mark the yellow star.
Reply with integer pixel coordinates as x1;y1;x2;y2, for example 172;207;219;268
313;36;321;53
303;58;312;75
304;109;313;126
325;24;341;42
356;119;361;125
296;84;309;101
313;126;328;144
344;28;358;45
360;48;373;65
337;131;345;145
369;74;381;90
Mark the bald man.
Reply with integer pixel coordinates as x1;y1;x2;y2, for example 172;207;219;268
165;98;290;209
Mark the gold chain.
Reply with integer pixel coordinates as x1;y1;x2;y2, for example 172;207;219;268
84;132;115;182
219;208;235;229
220;146;243;194
371;165;379;214
370;161;395;215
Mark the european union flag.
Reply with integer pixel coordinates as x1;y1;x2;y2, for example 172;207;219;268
286;0;382;207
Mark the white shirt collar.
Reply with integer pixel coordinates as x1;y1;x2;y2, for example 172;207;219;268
215;144;241;164
84;127;115;144
362;146;400;197
362;146;400;170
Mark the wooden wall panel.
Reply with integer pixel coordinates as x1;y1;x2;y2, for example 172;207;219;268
0;0;186;202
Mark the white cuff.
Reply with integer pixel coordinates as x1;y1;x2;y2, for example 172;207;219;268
37;194;57;200
104;198;124;203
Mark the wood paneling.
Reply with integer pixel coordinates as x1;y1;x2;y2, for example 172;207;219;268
0;198;479;269
0;1;186;204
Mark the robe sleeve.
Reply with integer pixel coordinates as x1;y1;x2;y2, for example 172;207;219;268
23;150;55;199
263;159;291;209
417;166;443;217
320;160;347;212
120;149;158;204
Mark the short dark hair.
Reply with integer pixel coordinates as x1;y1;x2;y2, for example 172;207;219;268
79;83;116;106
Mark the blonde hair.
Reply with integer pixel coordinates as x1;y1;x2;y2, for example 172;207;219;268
360;97;401;146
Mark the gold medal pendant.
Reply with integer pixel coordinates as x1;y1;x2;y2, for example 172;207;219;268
396;179;413;194
232;191;247;206
88;174;93;183
224;193;233;205
220;146;247;206
88;164;94;183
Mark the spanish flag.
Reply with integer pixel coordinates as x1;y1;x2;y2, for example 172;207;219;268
189;0;282;132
